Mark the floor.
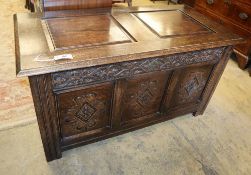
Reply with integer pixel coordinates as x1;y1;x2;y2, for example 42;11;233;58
0;0;36;131
0;0;251;175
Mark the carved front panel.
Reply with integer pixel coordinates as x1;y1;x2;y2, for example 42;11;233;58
52;47;225;90
166;64;214;109
56;82;113;138
121;71;170;125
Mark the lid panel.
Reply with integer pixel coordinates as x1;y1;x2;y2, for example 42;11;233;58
133;10;212;38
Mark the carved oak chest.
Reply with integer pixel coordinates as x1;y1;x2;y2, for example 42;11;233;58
14;5;243;161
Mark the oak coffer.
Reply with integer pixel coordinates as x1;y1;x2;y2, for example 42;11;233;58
14;5;243;161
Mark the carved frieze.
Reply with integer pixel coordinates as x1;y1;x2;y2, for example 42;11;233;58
52;47;225;90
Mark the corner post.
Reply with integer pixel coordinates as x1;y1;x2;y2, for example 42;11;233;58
194;46;233;116
29;74;62;161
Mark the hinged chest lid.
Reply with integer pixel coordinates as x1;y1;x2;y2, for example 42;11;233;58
14;5;244;77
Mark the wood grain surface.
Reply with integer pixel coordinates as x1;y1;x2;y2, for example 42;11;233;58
14;5;244;77
14;5;245;161
44;14;131;50
42;0;112;11
133;10;211;37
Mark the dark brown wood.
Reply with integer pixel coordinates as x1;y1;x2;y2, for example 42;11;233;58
50;47;223;90
179;0;195;7
14;6;244;77
14;5;244;161
43;14;132;51
183;0;251;69
111;79;126;128
56;82;114;144
133;10;211;37
234;48;249;69
195;46;233;115
163;64;214;112
25;0;35;12
42;0;112;11
29;47;228;161
120;71;170;127
28;74;62;161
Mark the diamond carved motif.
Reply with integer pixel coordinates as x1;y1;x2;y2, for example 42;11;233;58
178;71;207;104
76;102;96;123
52;47;224;90
65;93;100;132
137;89;153;106
136;80;158;107
185;76;200;96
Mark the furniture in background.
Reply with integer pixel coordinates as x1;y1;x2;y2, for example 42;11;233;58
151;0;183;4
25;0;34;12
151;0;171;4
181;0;251;70
113;0;132;6
40;0;112;11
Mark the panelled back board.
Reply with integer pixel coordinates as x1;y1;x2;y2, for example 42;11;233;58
42;0;112;11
